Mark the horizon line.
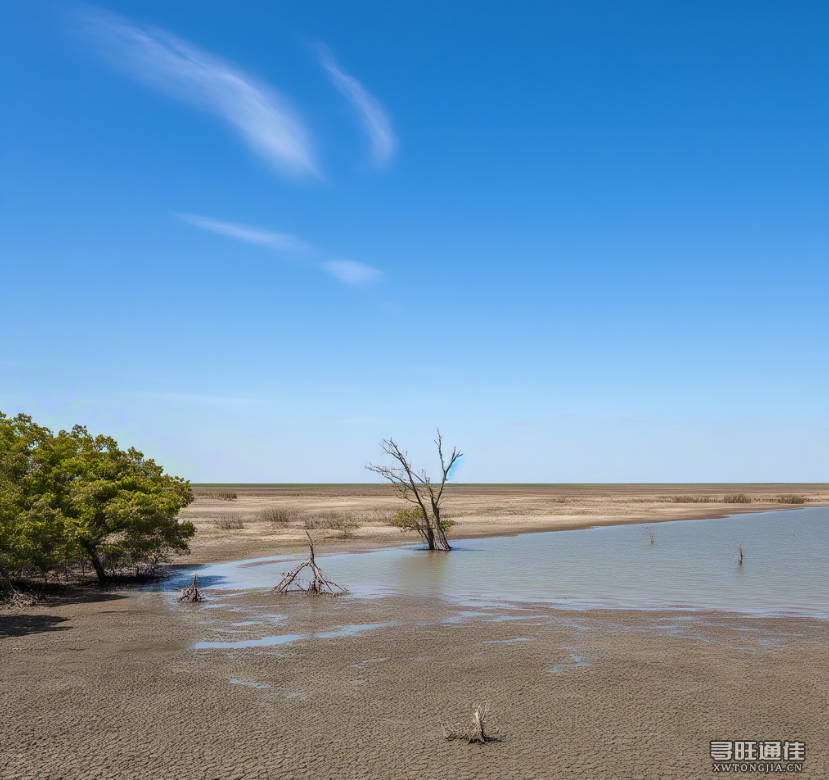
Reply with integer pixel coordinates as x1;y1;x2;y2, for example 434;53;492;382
190;482;829;488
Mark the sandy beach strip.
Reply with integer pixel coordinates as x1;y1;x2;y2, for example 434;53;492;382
180;483;829;563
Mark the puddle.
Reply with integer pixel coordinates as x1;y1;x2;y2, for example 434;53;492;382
192;622;396;650
441;611;489;624
549;654;592;673
354;657;389;667
193;634;305;649
229;678;270;689
315;622;397;639
482;636;535;644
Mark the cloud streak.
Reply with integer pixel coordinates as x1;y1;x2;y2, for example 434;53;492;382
318;46;396;165
322;260;382;285
177;214;311;253
73;4;317;178
178;214;382;287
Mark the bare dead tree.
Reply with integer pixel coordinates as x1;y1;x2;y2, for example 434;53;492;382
442;703;499;744
737;543;744;566
366;430;461;551
273;533;347;595
643;525;655;544
178;574;203;602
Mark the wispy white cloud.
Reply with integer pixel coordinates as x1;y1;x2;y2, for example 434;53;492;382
322;260;383;286
73;4;317;178
178;214;382;287
176;214;311;253
318;45;396;165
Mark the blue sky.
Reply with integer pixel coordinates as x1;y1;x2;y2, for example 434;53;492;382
1;1;827;482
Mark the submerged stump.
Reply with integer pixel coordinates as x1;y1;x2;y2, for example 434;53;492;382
178;574;203;602
273;534;347;596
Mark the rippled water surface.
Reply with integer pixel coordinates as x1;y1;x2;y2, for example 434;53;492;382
162;507;829;618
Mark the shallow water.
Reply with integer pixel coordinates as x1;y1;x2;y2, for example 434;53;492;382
193;622;398;649
165;507;829;618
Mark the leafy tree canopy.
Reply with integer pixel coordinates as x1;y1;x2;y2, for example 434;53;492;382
0;411;194;584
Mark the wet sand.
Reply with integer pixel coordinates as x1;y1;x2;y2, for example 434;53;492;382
2;590;826;779
2;485;828;779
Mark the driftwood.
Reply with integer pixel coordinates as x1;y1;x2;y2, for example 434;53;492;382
178;574;203;602
273;534;347;596
442;703;499;744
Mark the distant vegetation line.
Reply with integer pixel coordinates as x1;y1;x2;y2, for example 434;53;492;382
192;482;829;488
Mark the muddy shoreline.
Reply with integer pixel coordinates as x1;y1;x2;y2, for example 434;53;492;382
2;485;827;779
3;588;826;779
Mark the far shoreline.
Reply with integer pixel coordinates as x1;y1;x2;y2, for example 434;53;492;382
178;483;829;566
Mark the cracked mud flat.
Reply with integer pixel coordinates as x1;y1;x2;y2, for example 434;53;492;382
2;588;827;780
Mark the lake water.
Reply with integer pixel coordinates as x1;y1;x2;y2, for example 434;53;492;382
162;507;829;619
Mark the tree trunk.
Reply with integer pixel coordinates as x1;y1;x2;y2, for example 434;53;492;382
433;508;452;551
435;526;451;551
424;523;436;550
81;542;107;584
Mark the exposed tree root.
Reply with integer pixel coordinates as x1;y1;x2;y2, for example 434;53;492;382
1;589;38;609
178;574;203;602
273;534;347;596
442;703;499;744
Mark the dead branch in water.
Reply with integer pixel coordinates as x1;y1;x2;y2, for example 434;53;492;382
273;533;348;596
178;574;203;602
737;543;744;566
442;702;499;744
643;525;655;544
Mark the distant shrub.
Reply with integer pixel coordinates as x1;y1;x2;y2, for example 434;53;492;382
669;496;714;503
260;507;296;525
721;493;752;504
387;506;455;535
200;491;237;501
320;511;362;538
214;514;245;530
777;494;806;504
